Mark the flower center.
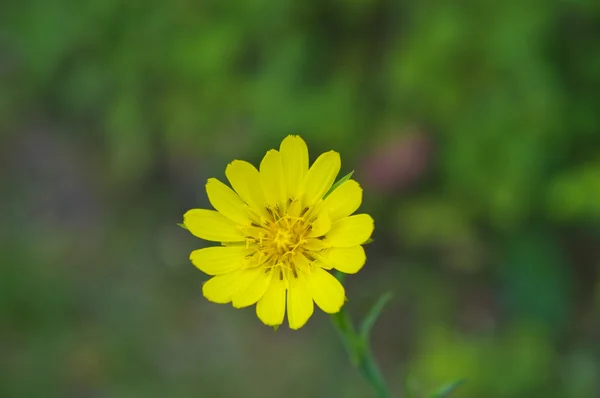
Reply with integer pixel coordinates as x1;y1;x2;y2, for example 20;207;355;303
265;212;309;259
273;227;296;252
244;202;316;271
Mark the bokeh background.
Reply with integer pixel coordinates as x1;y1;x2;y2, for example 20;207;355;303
2;1;600;397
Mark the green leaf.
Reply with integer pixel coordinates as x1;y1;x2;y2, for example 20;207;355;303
363;237;375;244
334;270;347;284
324;170;354;199
430;380;465;398
272;325;279;332
359;292;393;341
177;223;188;230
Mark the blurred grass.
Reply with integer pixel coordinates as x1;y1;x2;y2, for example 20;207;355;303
1;0;600;397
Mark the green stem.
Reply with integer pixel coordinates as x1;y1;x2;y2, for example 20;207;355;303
356;346;390;398
331;307;390;398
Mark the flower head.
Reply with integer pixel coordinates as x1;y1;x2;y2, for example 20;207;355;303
183;135;374;329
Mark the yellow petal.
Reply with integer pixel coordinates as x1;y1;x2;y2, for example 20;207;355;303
307;267;345;314
325;214;374;247
286;271;314;329
260;150;287;209
232;268;273;308
280;135;309;200
256;272;286;326
206;178;251;225
303;238;329;252
220;241;245;247
308;251;333;270
286;198;302;218
203;266;270;304
190;246;251;275
321;180;362;221
307;211;331;238
202;269;245;304
225;160;266;212
292;252;311;272
302;150;340;205
184;209;245;242
325;246;366;274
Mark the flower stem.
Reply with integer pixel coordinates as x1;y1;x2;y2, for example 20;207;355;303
355;347;390;398
331;307;391;398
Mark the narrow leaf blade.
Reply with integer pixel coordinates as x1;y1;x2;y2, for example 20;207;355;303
324;170;354;199
177;223;188;230
430;380;465;398
334;270;347;284
359;292;393;340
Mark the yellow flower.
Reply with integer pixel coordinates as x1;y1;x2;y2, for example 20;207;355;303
183;135;374;329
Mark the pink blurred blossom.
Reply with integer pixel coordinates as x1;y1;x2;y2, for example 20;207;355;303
359;129;433;194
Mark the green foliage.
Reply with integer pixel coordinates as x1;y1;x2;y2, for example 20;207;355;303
359;292;393;342
332;294;393;398
1;0;599;397
430;380;465;398
324;171;355;199
499;231;572;331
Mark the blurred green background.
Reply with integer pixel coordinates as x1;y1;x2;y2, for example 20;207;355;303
2;1;600;397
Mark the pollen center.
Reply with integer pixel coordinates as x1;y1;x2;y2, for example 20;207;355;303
244;202;315;271
273;227;296;252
